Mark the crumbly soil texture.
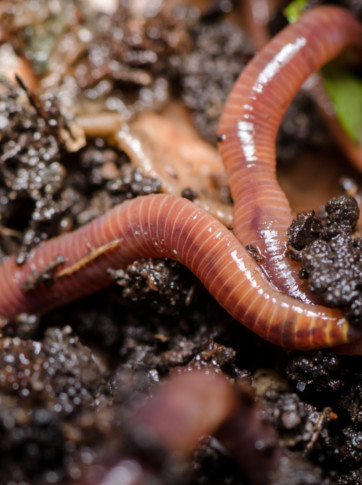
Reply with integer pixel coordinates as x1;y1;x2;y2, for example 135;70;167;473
0;1;361;485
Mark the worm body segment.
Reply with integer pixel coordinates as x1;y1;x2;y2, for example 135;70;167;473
218;6;362;302
0;194;360;350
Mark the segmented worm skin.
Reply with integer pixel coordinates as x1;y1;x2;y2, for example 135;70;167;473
218;6;362;303
0;194;360;350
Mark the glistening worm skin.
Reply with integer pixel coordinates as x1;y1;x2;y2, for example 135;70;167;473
0;194;360;351
218;6;362;303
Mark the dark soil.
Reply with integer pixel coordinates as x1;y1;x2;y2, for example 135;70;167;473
287;195;362;326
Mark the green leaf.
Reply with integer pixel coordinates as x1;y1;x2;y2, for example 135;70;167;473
322;66;362;145
284;0;308;23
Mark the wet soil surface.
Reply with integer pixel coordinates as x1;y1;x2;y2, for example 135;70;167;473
0;1;361;484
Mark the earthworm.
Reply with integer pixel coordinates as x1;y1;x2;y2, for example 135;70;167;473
0;193;360;350
241;1;362;172
80;370;237;485
80;370;281;485
218;6;362;303
0;7;361;351
131;370;237;456
241;0;362;174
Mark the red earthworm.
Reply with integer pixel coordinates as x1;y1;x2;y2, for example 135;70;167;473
131;370;237;456
80;370;238;485
242;1;362;172
80;370;282;485
0;193;360;351
0;7;361;352
218;6;362;303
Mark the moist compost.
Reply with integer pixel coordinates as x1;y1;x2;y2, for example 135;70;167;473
288;195;362;326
